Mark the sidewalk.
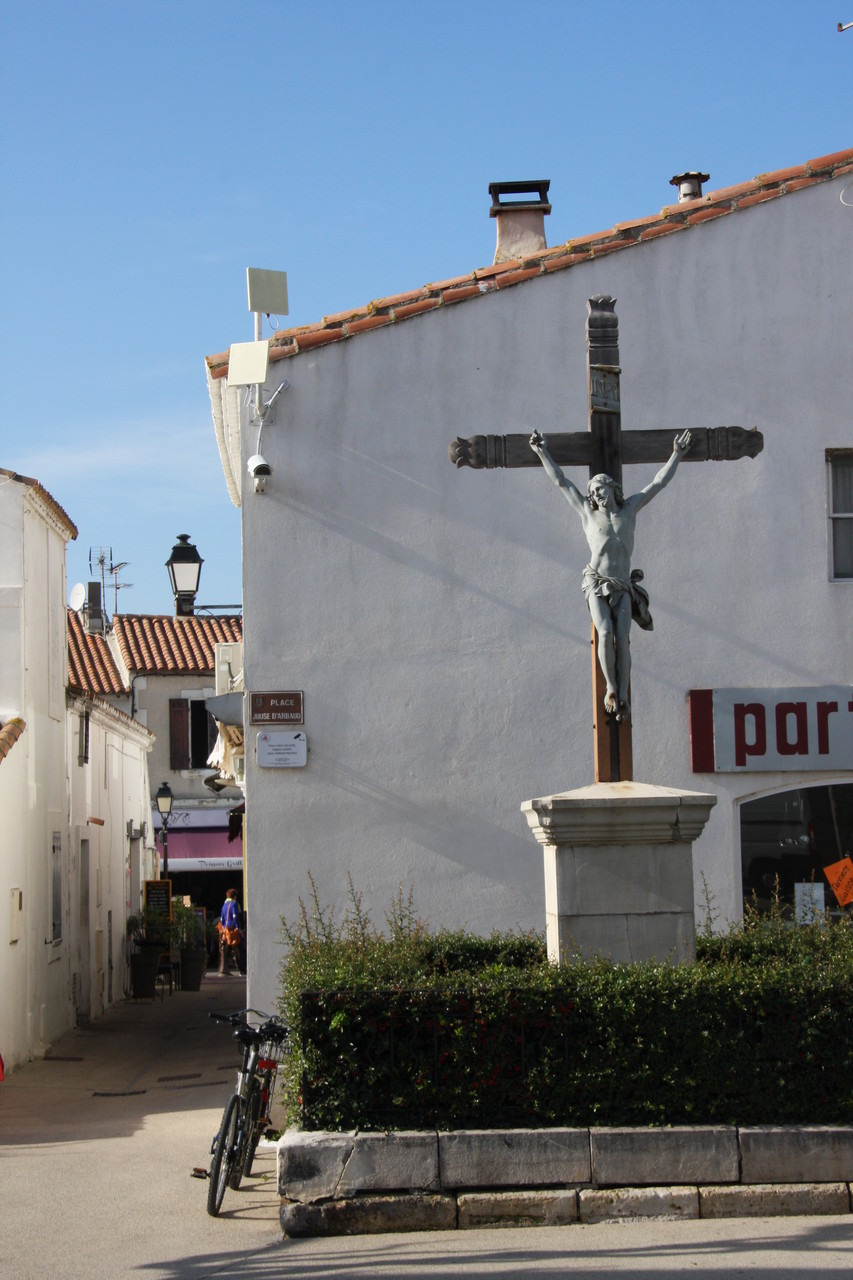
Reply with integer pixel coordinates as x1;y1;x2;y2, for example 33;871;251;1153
0;973;287;1279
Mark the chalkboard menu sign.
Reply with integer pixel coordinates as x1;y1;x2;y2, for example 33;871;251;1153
144;879;172;946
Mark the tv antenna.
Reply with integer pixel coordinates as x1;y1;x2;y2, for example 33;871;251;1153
88;546;132;616
89;546;111;602
108;561;133;615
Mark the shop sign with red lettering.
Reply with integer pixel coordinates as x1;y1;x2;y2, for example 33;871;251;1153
689;686;853;772
823;857;853;907
250;691;304;725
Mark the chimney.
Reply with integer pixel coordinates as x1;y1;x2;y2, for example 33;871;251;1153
85;581;104;635
489;180;551;264
669;171;710;203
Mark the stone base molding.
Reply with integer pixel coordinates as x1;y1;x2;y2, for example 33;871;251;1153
279;1125;853;1236
520;783;717;965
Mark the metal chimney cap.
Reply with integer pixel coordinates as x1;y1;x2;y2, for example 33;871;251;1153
489;180;551;217
669;171;710;201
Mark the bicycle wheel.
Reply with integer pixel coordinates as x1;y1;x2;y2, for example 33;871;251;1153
207;1094;239;1216
227;1091;251;1190
241;1077;266;1176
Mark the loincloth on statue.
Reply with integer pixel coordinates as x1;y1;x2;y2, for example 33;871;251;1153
582;566;654;631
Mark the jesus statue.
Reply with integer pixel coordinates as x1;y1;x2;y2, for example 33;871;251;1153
529;428;693;722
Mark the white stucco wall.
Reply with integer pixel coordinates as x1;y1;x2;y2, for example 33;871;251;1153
66;698;155;1019
220;176;853;1014
0;483;74;1070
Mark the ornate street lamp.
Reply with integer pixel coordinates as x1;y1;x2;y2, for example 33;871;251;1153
165;535;203;617
155;781;174;878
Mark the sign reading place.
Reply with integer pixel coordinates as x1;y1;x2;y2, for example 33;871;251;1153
250;691;304;726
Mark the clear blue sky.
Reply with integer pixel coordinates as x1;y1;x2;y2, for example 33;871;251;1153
2;2;850;614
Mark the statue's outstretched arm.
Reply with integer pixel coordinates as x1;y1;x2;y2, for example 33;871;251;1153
632;429;692;511
529;432;585;511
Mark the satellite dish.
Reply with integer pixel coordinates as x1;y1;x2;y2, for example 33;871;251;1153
69;583;86;612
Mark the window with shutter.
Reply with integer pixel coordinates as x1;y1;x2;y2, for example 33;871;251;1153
169;698;190;770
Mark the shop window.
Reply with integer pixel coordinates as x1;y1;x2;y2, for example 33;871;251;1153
740;782;853;915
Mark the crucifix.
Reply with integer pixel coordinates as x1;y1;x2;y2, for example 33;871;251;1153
448;294;763;784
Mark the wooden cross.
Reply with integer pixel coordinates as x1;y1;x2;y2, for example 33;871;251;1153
449;294;763;784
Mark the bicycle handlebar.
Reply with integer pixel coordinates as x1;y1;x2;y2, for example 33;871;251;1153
208;1009;289;1042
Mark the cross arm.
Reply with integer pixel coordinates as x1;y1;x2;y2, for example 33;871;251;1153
448;426;764;469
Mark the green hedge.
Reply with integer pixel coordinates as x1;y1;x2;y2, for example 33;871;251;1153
278;879;853;1131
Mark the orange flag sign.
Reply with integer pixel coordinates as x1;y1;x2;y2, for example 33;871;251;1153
823;856;853;907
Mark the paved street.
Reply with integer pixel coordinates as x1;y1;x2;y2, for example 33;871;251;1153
2;976;852;1278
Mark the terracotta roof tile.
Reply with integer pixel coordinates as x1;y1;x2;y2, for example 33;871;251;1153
494;266;543;288
807;147;853;170
474;260;523;279
658;195;709;217
440;284;484;303
757;164;809;184
392;297;442;320
112;615;242;676
370;287;431;310
638;221;687;242
67;609;128;696
737;188;785;210
542;251;590;273
0;717;25;766
423;272;476;291
344;314;391;336
685;206;733;226
205;148;853;381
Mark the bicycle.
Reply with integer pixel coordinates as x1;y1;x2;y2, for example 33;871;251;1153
204;1008;289;1216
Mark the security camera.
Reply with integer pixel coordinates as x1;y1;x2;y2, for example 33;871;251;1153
247;454;271;493
247;454;271;478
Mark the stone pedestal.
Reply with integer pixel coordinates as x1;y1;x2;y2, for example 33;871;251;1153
521;782;716;965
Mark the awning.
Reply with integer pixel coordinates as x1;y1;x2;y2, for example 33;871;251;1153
164;829;243;873
206;692;243;726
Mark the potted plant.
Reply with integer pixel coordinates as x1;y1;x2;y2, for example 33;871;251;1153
171;901;208;991
126;908;165;999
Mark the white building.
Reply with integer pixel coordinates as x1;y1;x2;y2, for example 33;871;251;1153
66;608;156;1020
0;469;77;1070
0;468;158;1073
207;147;853;1013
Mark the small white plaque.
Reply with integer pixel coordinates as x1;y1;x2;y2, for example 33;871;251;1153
795;882;825;925
257;730;307;769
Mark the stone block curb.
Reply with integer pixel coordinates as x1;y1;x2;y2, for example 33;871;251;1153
281;1193;457;1237
580;1186;699;1222
699;1182;851;1218
590;1125;739;1186
277;1126;853;1235
739;1126;853;1184
279;1130;439;1202
457;1190;578;1228
439;1128;590;1188
278;1131;355;1203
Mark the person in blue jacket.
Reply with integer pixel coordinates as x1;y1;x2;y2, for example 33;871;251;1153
217;888;243;974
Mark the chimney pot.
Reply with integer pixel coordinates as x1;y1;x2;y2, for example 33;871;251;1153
669;171;710;202
489;180;551;264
